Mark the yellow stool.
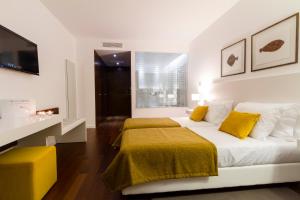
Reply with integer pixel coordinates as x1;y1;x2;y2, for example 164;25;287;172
0;146;57;200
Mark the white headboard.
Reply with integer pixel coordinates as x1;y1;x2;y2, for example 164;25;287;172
211;73;300;104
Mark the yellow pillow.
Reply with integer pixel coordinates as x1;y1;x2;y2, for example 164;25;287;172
190;106;208;121
219;111;260;139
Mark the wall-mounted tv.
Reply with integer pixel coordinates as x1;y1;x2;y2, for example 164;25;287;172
0;25;39;75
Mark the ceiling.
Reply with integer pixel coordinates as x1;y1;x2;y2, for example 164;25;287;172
95;50;131;67
41;0;240;44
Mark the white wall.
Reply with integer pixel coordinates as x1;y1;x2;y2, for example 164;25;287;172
188;0;300;107
76;37;188;128
0;0;76;118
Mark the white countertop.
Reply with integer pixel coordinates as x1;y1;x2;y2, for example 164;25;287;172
0;115;62;147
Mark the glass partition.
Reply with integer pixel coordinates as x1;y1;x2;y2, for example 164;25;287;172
135;52;187;108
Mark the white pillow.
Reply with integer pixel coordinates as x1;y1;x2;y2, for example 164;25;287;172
295;117;300;138
204;100;233;125
294;105;300;138
235;102;281;140
271;104;298;141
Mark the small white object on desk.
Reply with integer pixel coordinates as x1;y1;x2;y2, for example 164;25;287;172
0;99;36;119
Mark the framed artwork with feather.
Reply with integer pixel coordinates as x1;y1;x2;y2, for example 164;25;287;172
251;13;299;72
221;39;246;77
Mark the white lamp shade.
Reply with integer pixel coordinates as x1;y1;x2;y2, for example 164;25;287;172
191;93;200;101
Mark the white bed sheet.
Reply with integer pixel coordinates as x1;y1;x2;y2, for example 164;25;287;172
188;125;300;167
171;117;214;128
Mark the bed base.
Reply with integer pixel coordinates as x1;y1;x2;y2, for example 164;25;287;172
122;163;300;195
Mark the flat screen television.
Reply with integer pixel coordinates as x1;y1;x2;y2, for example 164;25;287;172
0;25;39;75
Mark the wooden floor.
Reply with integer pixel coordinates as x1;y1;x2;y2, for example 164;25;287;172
44;118;300;200
44;117;124;200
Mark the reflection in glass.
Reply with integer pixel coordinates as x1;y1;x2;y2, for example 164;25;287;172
136;52;187;108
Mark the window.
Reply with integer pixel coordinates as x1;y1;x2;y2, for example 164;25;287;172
135;52;187;108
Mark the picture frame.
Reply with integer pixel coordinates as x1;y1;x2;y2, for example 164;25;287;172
251;13;299;72
221;39;246;77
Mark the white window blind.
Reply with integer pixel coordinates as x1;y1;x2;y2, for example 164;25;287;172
135;52;187;108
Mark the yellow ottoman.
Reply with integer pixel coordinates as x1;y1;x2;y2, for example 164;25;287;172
0;146;57;200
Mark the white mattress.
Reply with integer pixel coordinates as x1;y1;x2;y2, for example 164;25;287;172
171;117;300;167
188;125;300;167
171;117;214;128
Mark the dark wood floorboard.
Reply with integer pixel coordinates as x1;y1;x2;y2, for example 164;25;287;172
44;118;124;200
43;117;300;200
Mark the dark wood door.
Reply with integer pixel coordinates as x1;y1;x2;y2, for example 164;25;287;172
94;52;107;124
94;51;131;126
105;67;131;116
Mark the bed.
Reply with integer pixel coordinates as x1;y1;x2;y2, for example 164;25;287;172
119;73;300;195
122;118;181;130
119;123;300;195
119;117;300;168
112;117;182;147
120;116;214;132
105;98;300;195
112;117;213;147
103;127;218;191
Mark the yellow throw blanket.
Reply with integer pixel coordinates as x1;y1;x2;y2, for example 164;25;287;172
112;118;181;147
103;127;218;191
123;117;181;130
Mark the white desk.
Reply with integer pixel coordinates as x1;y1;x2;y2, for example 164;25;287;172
58;119;87;143
0;115;62;147
0;115;87;147
62;118;86;135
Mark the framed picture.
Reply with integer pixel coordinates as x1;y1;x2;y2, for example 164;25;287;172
251;13;299;72
221;39;246;77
